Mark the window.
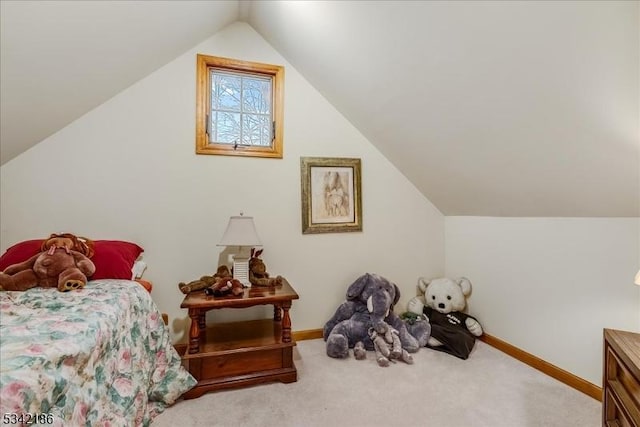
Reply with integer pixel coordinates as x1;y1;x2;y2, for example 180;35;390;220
195;54;284;158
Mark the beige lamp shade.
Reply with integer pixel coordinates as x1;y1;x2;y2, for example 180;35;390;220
217;215;262;247
635;269;640;286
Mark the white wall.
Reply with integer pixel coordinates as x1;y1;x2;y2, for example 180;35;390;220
446;216;640;386
0;22;444;343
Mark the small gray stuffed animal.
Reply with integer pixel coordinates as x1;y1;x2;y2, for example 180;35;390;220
368;323;414;367
323;273;430;359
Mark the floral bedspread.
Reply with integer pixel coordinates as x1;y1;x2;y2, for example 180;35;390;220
0;280;196;426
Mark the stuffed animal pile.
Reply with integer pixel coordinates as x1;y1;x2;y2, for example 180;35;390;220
178;265;244;296
323;273;430;365
0;233;96;292
407;276;483;359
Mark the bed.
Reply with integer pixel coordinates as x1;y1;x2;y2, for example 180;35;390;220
0;279;196;426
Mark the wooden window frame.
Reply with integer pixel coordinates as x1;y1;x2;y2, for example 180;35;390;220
195;54;284;158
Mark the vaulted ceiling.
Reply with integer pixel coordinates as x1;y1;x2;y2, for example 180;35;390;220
2;1;638;217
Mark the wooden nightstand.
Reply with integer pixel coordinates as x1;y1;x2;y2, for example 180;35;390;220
602;328;640;426
180;278;299;399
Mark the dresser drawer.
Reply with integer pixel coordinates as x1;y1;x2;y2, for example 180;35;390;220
606;348;640;410
603;329;640;427
604;386;634;427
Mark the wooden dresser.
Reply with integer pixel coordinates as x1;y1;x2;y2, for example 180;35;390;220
603;328;640;427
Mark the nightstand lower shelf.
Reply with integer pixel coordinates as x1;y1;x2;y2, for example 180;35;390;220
181;318;297;399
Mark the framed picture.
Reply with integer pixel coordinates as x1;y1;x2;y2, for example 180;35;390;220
300;157;362;234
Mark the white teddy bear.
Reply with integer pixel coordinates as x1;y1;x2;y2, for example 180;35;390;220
407;277;483;359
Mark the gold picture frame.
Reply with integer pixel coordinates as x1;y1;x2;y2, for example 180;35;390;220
300;157;362;234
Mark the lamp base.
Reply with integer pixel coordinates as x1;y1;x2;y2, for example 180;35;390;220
232;256;251;287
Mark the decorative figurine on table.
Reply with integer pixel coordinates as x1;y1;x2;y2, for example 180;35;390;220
248;249;283;287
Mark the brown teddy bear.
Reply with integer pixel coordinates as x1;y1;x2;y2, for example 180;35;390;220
248;249;283;287
0;233;96;292
205;276;244;296
178;265;231;294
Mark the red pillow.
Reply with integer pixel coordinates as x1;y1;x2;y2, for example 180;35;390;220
0;239;42;271
91;241;144;280
0;239;143;280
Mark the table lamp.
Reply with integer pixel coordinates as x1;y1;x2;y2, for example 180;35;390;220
635;270;640;286
218;213;262;287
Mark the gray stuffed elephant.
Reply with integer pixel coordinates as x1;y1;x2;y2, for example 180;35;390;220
323;273;430;359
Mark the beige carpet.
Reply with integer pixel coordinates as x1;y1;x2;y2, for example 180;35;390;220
153;339;600;427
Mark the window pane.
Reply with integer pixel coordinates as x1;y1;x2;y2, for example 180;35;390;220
242;114;271;146
212;72;241;111
197;54;283;157
242;77;271;114
215;111;240;144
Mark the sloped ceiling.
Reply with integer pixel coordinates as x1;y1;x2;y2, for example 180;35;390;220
1;1;638;217
0;0;239;163
248;1;639;217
